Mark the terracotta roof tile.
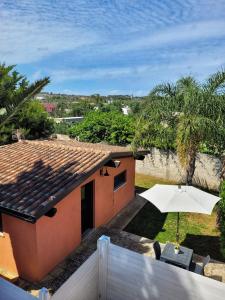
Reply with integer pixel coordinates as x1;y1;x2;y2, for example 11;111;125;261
0;140;132;222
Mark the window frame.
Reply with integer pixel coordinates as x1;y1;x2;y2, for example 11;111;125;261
114;170;127;191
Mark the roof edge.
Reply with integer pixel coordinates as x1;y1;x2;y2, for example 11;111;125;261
34;154;113;221
0;151;148;223
35;152;148;220
0;206;36;223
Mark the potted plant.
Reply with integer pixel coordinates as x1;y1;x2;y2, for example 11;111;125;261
174;243;180;254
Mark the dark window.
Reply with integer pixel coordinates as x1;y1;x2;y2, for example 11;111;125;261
114;171;127;190
0;213;2;232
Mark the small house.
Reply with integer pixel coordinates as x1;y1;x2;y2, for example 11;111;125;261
0;140;144;282
42;103;56;113
122;106;131;115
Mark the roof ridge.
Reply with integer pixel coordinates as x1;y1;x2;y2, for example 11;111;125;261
26;140;111;154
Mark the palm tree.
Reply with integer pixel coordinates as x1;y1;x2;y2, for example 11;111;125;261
133;71;225;185
0;63;50;127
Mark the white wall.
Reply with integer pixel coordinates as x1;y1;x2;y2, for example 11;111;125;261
136;148;222;191
0;278;36;300
107;244;225;300
52;252;98;300
50;237;225;300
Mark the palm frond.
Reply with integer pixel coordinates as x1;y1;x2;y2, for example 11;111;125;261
176;76;198;90
0;77;50;127
149;83;176;97
204;69;225;94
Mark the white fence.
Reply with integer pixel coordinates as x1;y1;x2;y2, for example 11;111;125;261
1;236;225;300
52;251;98;300
51;236;225;300
0;277;36;300
108;243;224;300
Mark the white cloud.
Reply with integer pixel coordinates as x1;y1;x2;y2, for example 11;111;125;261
53;88;148;97
1;0;225;66
50;67;139;81
1;0;225;95
107;20;225;54
49;49;225;83
0;10;98;64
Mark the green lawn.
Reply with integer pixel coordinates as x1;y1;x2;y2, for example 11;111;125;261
125;173;223;261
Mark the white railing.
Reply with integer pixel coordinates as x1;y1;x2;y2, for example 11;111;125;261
51;236;225;300
53;236;225;300
1;236;225;300
0;277;36;300
52;251;98;300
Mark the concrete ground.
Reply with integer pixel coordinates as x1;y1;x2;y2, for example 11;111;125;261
16;196;225;296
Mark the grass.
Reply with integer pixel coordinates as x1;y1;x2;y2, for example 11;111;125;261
125;173;223;261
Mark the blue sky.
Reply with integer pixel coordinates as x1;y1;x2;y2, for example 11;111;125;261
1;0;225;96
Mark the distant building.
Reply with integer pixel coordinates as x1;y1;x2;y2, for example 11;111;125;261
35;95;45;100
43;103;56;113
54;116;84;124
122;106;131;115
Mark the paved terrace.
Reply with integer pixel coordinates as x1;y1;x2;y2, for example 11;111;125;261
16;196;225;296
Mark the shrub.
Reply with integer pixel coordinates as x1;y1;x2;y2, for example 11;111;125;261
69;111;135;146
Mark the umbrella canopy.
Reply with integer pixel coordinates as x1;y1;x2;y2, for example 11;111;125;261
140;184;220;243
140;184;220;214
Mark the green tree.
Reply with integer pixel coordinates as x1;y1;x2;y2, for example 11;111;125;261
98;101;123;113
133;71;225;185
91;94;104;106
16;100;54;139
54;101;68;117
0;63;50;127
54;122;71;135
69;111;134;146
129;101;142;115
71;101;92;116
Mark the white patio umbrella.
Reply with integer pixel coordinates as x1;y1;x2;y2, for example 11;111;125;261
140;184;220;243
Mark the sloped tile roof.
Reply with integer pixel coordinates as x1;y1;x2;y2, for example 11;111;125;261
0;140;134;222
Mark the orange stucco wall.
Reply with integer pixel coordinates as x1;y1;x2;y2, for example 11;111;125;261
0;156;135;282
35;187;81;281
0;215;37;279
93;156;135;227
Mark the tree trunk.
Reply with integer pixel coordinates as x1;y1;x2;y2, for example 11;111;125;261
185;150;196;185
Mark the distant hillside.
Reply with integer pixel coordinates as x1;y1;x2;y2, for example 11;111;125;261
35;92;146;103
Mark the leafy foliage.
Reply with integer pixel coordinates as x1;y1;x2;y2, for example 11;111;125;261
69;111;134;145
98;101;123;113
0;63;51;143
54;122;71;135
133;71;225;184
129;101;142;115
15;100;54;139
71;101;92;116
0;63;50;126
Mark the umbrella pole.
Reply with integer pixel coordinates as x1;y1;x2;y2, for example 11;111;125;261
176;212;180;244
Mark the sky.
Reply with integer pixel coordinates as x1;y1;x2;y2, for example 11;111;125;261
1;0;225;96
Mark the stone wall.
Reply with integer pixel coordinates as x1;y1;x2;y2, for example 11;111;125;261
136;148;222;191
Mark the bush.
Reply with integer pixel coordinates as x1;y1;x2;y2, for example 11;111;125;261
219;181;225;258
17;100;54;139
0;101;54;143
69;111;135;146
54;122;71;135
